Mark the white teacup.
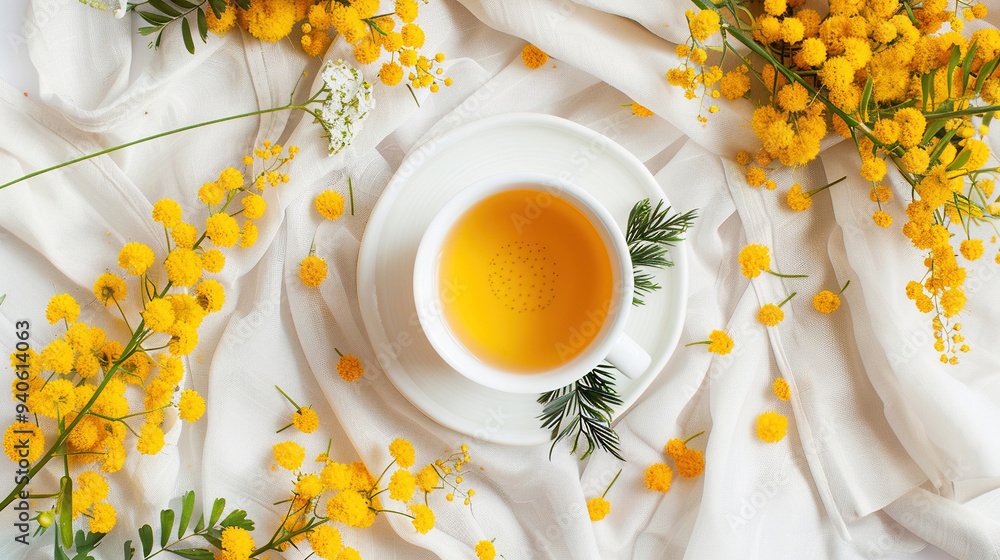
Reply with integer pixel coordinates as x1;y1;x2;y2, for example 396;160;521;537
413;172;651;394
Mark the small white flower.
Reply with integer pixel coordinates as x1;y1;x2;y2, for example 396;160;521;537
316;60;375;155
115;0;128;19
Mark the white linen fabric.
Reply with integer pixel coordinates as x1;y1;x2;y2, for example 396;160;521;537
0;0;999;559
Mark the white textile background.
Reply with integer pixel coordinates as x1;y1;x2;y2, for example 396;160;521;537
0;0;996;558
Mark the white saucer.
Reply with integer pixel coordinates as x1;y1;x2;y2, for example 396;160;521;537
356;113;687;445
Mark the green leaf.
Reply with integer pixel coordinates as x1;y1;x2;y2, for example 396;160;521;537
234;0;250;9
197;8;208;42
59;476;74;550
193;514;205;534
139;525;154;558
55;544;70;560
171;549;215;560
860;76;873;123
160;509;175;547
947;44;961;97
922;70;935;111
207;0;224;18
928;127;959;166
181;18;195;55
178;491;195;539
202;531;222;549
974;54;1000;93
72;530;105;560
961;41;978;94
984;111;995;128
147;0;181;17
538;365;624;461
921;118;948;145
124;540;136;560
138;26;160;36
209;498;225;527
948;147;973;171
170;0;200;8
220;509;254;531
137;10;172;25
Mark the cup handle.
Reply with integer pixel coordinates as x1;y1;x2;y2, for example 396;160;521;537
605;332;651;379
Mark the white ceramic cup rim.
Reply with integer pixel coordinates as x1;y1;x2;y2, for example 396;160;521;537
413;172;635;394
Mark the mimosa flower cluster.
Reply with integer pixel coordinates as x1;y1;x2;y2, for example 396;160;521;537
671;0;998;364
2;142;291;550
204;0;453;93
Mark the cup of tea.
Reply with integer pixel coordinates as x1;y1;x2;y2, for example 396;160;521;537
413;172;651;394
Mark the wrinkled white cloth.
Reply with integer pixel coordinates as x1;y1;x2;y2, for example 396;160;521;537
0;0;999;559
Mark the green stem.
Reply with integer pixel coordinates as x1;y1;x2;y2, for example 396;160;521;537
375;508;415;519
275;386;301;410
682;430;706;445
777;292;797;308
805;176;848;197
600;468;622;500
684;340;710;346
838;280;851;295
0;104;302;192
766;270;808;279
349;176;355;216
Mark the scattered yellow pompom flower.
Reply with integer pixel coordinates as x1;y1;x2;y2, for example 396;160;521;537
119;242;156;276
137;423;166;455
736;150;753;165
3;422;44;463
587;497;610;521
631;102;654;117
337;547;363;560
644;463;673;492
757;303;783;326
756;411;788;443
738;244;770;278
401;23;425;48
89;502;117;534
773;378;790;401
202;249;225;273
522;44;549;69
475;540;497;560
307;525;342;559
293;407;319;433
152;199;182;228
813;290;841;313
960;239;984;261
416;463;439;493
666;433;705;478
411;503;435;534
46;294;80;325
206;213;240;248
389;438;415;468
786;184;812;211
337;354;365;382
873;210;893;228
274;441;306;471
93;273;127;306
164;248;203;288
389;469;417;502
704;329;734;355
178;390;206;422
745;165;766;187
300;255;328;287
142;298;176;333
316;190;345;220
